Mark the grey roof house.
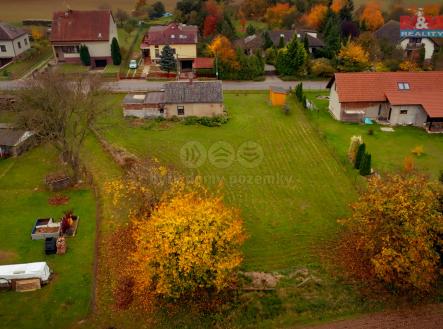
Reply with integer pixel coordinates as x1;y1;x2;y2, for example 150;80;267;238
235;29;324;55
0;22;31;67
0;127;36;158
122;80;224;118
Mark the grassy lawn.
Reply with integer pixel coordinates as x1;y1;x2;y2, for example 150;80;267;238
0;145;96;329
304;91;443;180
74;92;382;328
54;63;90;74
0;46;53;80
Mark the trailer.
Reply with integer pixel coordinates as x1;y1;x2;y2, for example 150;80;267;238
0;262;51;289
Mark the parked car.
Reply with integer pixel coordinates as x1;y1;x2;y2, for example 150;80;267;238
129;59;138;69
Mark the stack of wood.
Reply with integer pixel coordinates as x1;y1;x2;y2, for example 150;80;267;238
56;236;67;255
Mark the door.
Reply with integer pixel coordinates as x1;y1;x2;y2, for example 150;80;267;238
94;59;107;68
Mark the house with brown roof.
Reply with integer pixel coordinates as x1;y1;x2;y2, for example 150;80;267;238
0;22;30;67
122;80;224;118
375;20;440;61
50;9;118;67
327;72;443;132
140;23;198;71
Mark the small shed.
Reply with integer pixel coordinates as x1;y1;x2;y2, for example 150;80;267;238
0;127;35;158
269;86;288;106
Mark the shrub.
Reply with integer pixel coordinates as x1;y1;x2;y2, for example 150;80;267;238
348;135;363;165
367;128;374;135
283;104;290;115
359;152;371;176
354;143;366;169
404;156;415;172
310;58;335;77
184;115;229;127
411;145;424;156
340;174;443;293
79;45;91;66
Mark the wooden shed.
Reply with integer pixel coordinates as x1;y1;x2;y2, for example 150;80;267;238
269;86;288;106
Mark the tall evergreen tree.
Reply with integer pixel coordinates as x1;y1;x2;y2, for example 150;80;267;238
159;45;176;73
79;45;91;66
262;31;274;50
303;34;310;53
359;152;372;176
278;35;285;49
355;143;366;169
339;0;354;21
276;37;307;76
111;37;122;65
322;11;341;59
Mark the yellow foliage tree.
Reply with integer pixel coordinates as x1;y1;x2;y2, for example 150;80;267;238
337;41;370;72
31;27;44;41
130;179;246;299
304;4;328;29
399;60;420;72
340;174;443;293
360;1;384;31
207;35;239;69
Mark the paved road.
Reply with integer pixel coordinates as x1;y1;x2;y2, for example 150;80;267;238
0;76;328;92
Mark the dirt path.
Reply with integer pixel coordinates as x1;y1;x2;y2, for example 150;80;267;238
302;304;443;329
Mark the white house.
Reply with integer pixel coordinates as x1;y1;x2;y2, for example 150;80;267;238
375;20;440;61
0;22;31;67
327;72;443;132
50;9;118;67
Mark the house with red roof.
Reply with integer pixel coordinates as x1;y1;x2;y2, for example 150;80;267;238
50;9;118;67
327;72;443;132
0;22;30;67
140;23;198;71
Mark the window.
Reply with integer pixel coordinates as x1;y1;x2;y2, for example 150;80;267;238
398;82;410;90
155;45;159;58
17;41;21;49
60;45;79;53
400;110;408;115
0;45;6;52
159;108;164;114
24;38;28;45
177;106;184;116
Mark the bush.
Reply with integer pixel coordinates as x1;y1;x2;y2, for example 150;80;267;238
310;58;335;77
411;145;424;156
265;47;278;65
367;128;374;135
348;135;363;165
184;115;229;127
359;152;371;176
354;143;366;169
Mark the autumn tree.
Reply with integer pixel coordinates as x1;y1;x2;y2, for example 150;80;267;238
129;179;246;300
340;174;443;293
264;3;296;29
331;0;347;14
424;4;441;16
15;72;104;180
338;41;370;72
357;31;381;61
203;0;223;37
240;0;268;19
359;1;384;31
208;35;238;68
304;4;328;29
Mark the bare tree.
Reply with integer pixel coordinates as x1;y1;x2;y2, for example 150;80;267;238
115;8;129;27
15;72;105;180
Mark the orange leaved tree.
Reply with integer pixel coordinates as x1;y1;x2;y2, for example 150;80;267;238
264;3;296;29
304;4;328;29
360;1;384;31
340;174;443;293
130;179;246;299
208;35;239;68
337;41;370;72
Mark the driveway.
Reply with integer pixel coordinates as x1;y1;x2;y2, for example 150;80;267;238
0;76;328;92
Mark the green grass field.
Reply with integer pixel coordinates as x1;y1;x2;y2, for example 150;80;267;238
0;145;96;329
304;91;443;180
0;46;53;80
